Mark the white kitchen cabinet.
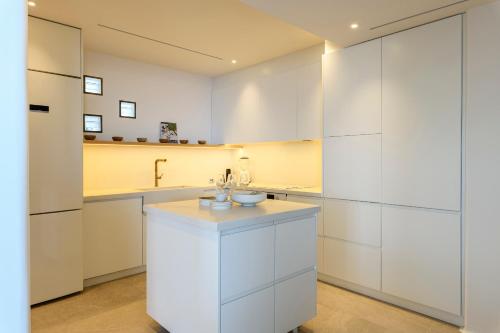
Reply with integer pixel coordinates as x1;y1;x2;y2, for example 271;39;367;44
28;16;81;77
381;205;461;315
221;225;275;302
381;15;462;211
30;210;83;304
324;237;381;290
29;70;82;215
317;236;325;274
297;62;323;140
275;270;317;333
286;195;324;235
324;198;381;247
275;216;316;280
221;286;274;333
323;39;381;137
83;197;143;279
323;135;381;202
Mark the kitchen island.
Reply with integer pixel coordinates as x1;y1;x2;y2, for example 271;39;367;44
145;199;320;333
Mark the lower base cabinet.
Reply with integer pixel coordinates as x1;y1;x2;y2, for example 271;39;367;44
275;270;317;333
222;287;275;333
381;206;461;315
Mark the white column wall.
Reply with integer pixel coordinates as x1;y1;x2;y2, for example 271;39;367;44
0;0;29;332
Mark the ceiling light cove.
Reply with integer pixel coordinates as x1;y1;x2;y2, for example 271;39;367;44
28;1;36;7
231;60;237;64
350;23;359;29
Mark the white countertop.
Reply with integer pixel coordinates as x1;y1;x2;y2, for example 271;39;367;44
145;199;320;232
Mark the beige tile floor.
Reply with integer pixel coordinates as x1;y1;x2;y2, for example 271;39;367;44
31;273;460;333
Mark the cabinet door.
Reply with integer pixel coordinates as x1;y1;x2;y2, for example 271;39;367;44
28;16;81;77
29;71;82;214
30;210;83;304
275;270;316;333
83;197;143;279
381;16;462;211
297;62;322;140
324;238;381;290
382;206;461;315
324;199;381;247
323;39;381;137
286;195;324;235
323;135;381;202
275;216;316;280
221;226;275;302
258;70;297;142
221;287;274;333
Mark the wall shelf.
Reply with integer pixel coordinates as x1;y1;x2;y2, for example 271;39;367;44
83;140;242;149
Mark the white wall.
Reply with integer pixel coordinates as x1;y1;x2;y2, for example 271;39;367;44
84;51;212;143
0;0;29;332
465;2;500;332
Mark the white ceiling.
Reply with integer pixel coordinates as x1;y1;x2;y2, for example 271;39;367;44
241;0;493;49
27;0;323;76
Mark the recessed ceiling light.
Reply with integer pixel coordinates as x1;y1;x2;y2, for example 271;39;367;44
231;59;237;64
350;23;359;29
28;1;36;7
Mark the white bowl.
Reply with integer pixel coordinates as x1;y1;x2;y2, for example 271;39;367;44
231;191;266;207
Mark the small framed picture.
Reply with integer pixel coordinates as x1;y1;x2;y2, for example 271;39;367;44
160;122;178;143
84;75;103;95
83;114;103;133
119;100;136;118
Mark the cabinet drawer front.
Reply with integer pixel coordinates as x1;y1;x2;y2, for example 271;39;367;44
317;236;325;274
324;238;381;290
275;216;316;280
323;135;381;202
275;270;317;333
221;226;275;301
287;195;324;236
221;287;274;333
382;206;461;315
324;199;381;247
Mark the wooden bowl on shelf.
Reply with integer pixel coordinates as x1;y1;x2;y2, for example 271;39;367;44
180;139;189;144
159;138;169;143
137;137;147;142
84;134;96;141
112;136;124;142
197;140;207;145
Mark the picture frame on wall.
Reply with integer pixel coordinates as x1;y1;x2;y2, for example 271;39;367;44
160;122;178;143
83;75;103;95
119;100;136;118
83;114;103;133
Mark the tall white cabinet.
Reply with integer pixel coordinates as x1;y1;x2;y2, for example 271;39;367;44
28;16;83;304
322;15;463;324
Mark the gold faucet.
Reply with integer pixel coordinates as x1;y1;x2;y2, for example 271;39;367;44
154;158;167;187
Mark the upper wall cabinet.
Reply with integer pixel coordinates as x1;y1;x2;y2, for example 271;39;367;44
297;62;323;140
28;16;81;77
323;39;381;137
381;15;462;211
212;60;322;144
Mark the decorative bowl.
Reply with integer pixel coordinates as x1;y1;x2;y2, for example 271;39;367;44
112;136;123;142
198;140;207;144
180;139;189;144
231;191;266;207
159;138;169;143
137;137;147;142
84;134;96;141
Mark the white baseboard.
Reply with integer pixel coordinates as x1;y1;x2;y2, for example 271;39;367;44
84;265;146;288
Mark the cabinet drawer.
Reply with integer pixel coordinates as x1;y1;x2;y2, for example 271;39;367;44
323;135;381;202
324;238;381;290
221;226;275;301
275;216;316;280
382;206;461;315
324;199;381;247
286;195;324;236
221;286;274;333
275;270;316;333
28;16;81;77
317;236;325;274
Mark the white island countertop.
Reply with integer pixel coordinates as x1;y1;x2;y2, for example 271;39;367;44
144;199;320;232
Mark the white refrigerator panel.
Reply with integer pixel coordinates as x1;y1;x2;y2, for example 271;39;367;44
29;71;82;214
